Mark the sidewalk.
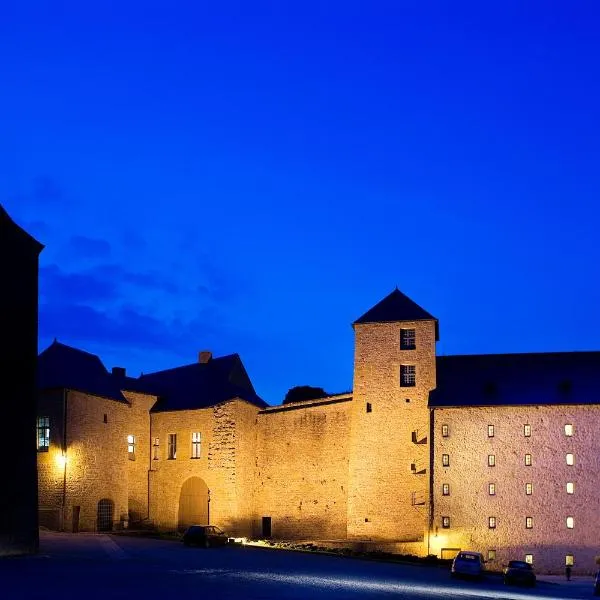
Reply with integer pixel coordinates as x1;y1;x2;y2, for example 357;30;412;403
537;574;596;594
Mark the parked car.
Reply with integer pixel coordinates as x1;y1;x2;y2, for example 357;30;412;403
594;570;600;596
182;525;229;548
451;551;485;579
503;560;536;587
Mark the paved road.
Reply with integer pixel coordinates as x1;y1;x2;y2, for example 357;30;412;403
0;532;595;600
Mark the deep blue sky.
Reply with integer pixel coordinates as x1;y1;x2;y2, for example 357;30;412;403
3;2;600;404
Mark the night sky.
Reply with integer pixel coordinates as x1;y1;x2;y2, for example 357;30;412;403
3;2;600;405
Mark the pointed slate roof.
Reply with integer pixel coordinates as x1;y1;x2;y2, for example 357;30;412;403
354;288;437;326
0;203;44;253
37;341;128;403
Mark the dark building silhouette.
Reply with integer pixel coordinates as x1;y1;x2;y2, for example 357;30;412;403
0;204;43;555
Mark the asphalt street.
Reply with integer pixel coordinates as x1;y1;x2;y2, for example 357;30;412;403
0;532;595;600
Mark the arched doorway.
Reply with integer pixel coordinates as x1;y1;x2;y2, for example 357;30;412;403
97;499;114;532
178;477;209;531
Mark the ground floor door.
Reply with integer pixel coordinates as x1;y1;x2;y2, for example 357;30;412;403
262;516;272;538
97;499;114;532
178;477;209;531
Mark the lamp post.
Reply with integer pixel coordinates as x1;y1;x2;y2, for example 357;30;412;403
207;489;211;525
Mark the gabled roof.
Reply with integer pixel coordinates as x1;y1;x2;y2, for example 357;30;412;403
354;289;438;334
140;354;267;412
430;351;600;407
37;341;128;403
0;203;44;253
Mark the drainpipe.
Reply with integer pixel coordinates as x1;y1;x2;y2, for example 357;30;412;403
147;408;152;521
427;407;434;556
62;389;68;531
207;489;211;525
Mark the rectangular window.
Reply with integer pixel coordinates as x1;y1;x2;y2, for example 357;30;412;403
153;437;160;460
191;432;201;458
525;453;532;466
442;516;450;528
526;517;533;529
488;483;496;495
487;425;494;438
525;554;533;565
400;365;416;387
168;434;177;460
366;402;372;413
524;424;531;437
442;454;449;467
565;554;574;566
566;516;574;529
441;424;449;438
566;453;574;466
487;549;496;562
36;416;50;452
525;483;533;495
564;424;573;436
488;516;496;529
488;454;496;467
566;482;574;494
442;483;450;496
127;434;135;460
400;328;416;350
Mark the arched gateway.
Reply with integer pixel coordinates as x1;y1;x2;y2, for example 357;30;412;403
178;477;209;531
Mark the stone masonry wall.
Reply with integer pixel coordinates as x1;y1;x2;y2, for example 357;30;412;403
254;397;351;540
432;404;600;574
348;320;436;541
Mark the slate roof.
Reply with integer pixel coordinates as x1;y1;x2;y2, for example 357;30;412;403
0;203;44;253
37;341;128;403
139;354;268;412
430;351;600;407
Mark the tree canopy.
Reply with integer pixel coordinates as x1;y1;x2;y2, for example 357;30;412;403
283;385;327;405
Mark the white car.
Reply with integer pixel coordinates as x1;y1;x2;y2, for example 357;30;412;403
451;551;485;579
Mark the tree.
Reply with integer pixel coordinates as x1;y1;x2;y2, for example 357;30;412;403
283;385;327;404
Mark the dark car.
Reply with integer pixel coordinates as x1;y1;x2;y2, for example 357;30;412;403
451;551;485;579
182;525;229;548
503;560;536;587
594;570;600;596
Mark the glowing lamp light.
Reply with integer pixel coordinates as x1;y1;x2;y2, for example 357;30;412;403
56;453;67;469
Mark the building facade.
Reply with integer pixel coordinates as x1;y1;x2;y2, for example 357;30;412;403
36;289;600;573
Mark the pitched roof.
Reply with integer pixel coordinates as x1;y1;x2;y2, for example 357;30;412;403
37;341;128;403
430;351;600;407
140;354;267;412
0;203;44;253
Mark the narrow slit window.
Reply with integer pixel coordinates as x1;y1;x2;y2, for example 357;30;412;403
441;424;449;437
524;424;531;437
525;483;533;495
127;434;135;460
366;402;372;413
525;517;533;529
566;516;574;529
153;437;160;460
525;453;532;466
488;483;496;495
168;434;177;459
566;482;574;494
488;454;496;467
442;483;450;496
566;453;574;466
488;516;496;529
487;425;494;438
442;454;450;467
442;516;450;528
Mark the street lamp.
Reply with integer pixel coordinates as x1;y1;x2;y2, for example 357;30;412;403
207;488;211;525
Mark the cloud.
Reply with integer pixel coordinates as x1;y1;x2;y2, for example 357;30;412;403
40;265;119;304
67;235;112;259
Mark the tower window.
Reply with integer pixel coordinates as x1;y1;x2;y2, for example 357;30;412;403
127;435;136;460
488;454;496;467
442;516;450;528
442;454;450;467
566;482;574;494
191;432;201;459
366;402;372;413
525;453;532;466
525;483;533;495
36;416;50;452
565;424;574;436
526;517;533;529
488;516;496;529
566;516;574;529
442;483;450;496
488;483;496;495
400;328;416;350
103;414;108;424
168;434;177;459
566;453;574;466
524;424;531;437
487;425;494;438
400;365;416;387
441;424;449;437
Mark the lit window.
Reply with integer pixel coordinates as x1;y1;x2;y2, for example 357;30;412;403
153;437;159;460
488;483;496;495
524;424;531;437
488;516;496;529
526;517;533;529
525;453;532;466
488;454;496;467
565;424;573;437
442;483;450;496
442;454;450;467
442;516;450;528
566;482;574;494
400;328;416;350
487;425;494;437
525;554;533;565
565;554;574;566
566;453;574;466
36;416;50;452
127;434;135;460
168;434;177;459
525;483;533;495
488;549;496;561
441;424;449;438
400;365;416;387
566;516;574;529
191;432;201;458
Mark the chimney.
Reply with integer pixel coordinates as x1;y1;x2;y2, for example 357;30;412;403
112;367;126;378
198;351;212;364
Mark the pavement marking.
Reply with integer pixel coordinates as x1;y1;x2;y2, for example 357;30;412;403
97;535;129;560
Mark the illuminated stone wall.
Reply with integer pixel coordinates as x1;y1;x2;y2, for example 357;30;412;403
347;320;436;541
254;396;352;539
431;404;600;574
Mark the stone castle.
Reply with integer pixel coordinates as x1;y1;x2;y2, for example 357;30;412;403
35;288;600;574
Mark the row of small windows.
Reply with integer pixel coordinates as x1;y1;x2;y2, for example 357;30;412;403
442;423;575;438
442;516;575;529
126;432;203;461
486;551;574;566
441;482;574;496
441;453;575;467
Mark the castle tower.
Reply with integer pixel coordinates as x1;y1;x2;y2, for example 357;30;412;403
347;288;438;542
